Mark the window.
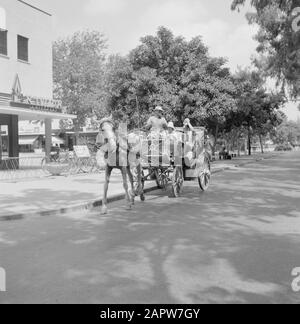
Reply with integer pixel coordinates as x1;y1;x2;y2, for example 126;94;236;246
17;35;29;62
0;30;7;56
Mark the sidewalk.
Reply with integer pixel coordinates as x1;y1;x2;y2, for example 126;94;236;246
0;152;277;220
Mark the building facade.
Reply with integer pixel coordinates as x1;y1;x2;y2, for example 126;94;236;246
0;0;75;165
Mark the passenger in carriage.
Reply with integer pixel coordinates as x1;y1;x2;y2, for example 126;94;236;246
183;118;195;142
167;121;180;161
145;106;168;137
167;122;178;141
183;118;196;168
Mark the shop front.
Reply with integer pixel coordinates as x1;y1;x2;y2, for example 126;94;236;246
0;1;76;170
0;77;76;169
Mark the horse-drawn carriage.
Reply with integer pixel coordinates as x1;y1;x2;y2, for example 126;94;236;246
96;117;211;214
132;126;211;199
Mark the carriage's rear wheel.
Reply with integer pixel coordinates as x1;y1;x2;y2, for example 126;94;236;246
198;158;211;191
154;168;168;191
171;166;184;198
140;170;146;201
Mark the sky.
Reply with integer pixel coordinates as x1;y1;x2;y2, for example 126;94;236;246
27;0;299;121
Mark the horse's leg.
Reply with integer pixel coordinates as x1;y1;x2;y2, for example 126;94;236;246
121;167;132;210
127;165;136;205
101;165;112;215
136;162;145;201
134;161;144;196
128;163;145;202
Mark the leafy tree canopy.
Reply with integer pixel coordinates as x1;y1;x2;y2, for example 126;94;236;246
224;68;286;154
272;119;300;145
231;0;300;98
105;27;237;132
53;31;107;132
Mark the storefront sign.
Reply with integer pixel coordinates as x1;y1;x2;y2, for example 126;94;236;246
12;94;62;113
10;74;63;113
19;95;61;109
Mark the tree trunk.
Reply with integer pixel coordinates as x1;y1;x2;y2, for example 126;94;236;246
259;134;264;154
212;123;219;156
237;130;241;157
248;127;252;156
238;143;242;157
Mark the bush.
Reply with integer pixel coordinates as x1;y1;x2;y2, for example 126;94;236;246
275;143;293;151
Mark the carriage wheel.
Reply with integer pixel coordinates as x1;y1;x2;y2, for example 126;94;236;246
198;158;211;191
171;166;184;198
139;170;146;201
154;168;168;190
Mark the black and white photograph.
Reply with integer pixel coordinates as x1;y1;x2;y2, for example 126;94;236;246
0;0;300;307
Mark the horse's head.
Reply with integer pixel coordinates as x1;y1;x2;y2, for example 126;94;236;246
97;117;117;152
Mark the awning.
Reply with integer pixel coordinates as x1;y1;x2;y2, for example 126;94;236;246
52;136;65;145
0;105;76;121
19;136;39;146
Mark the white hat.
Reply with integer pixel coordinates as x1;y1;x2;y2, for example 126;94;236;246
183;118;190;125
154;106;163;112
167;122;175;130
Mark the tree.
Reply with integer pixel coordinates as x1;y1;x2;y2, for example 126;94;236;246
99;26;239;159
128;26;237;139
232;0;300;98
53;31;107;142
179;56;237;151
227;69;285;155
101;55;167;128
252;97;286;153
102;27;237;136
272;119;300;146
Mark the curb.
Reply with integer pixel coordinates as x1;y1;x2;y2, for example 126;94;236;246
0;186;159;222
0;155;276;221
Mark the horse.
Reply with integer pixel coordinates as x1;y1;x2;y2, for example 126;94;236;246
96;117;144;215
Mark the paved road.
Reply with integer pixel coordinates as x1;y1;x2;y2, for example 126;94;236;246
0;151;300;304
0;157;243;218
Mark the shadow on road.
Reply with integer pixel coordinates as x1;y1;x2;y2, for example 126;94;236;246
1;152;300;304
